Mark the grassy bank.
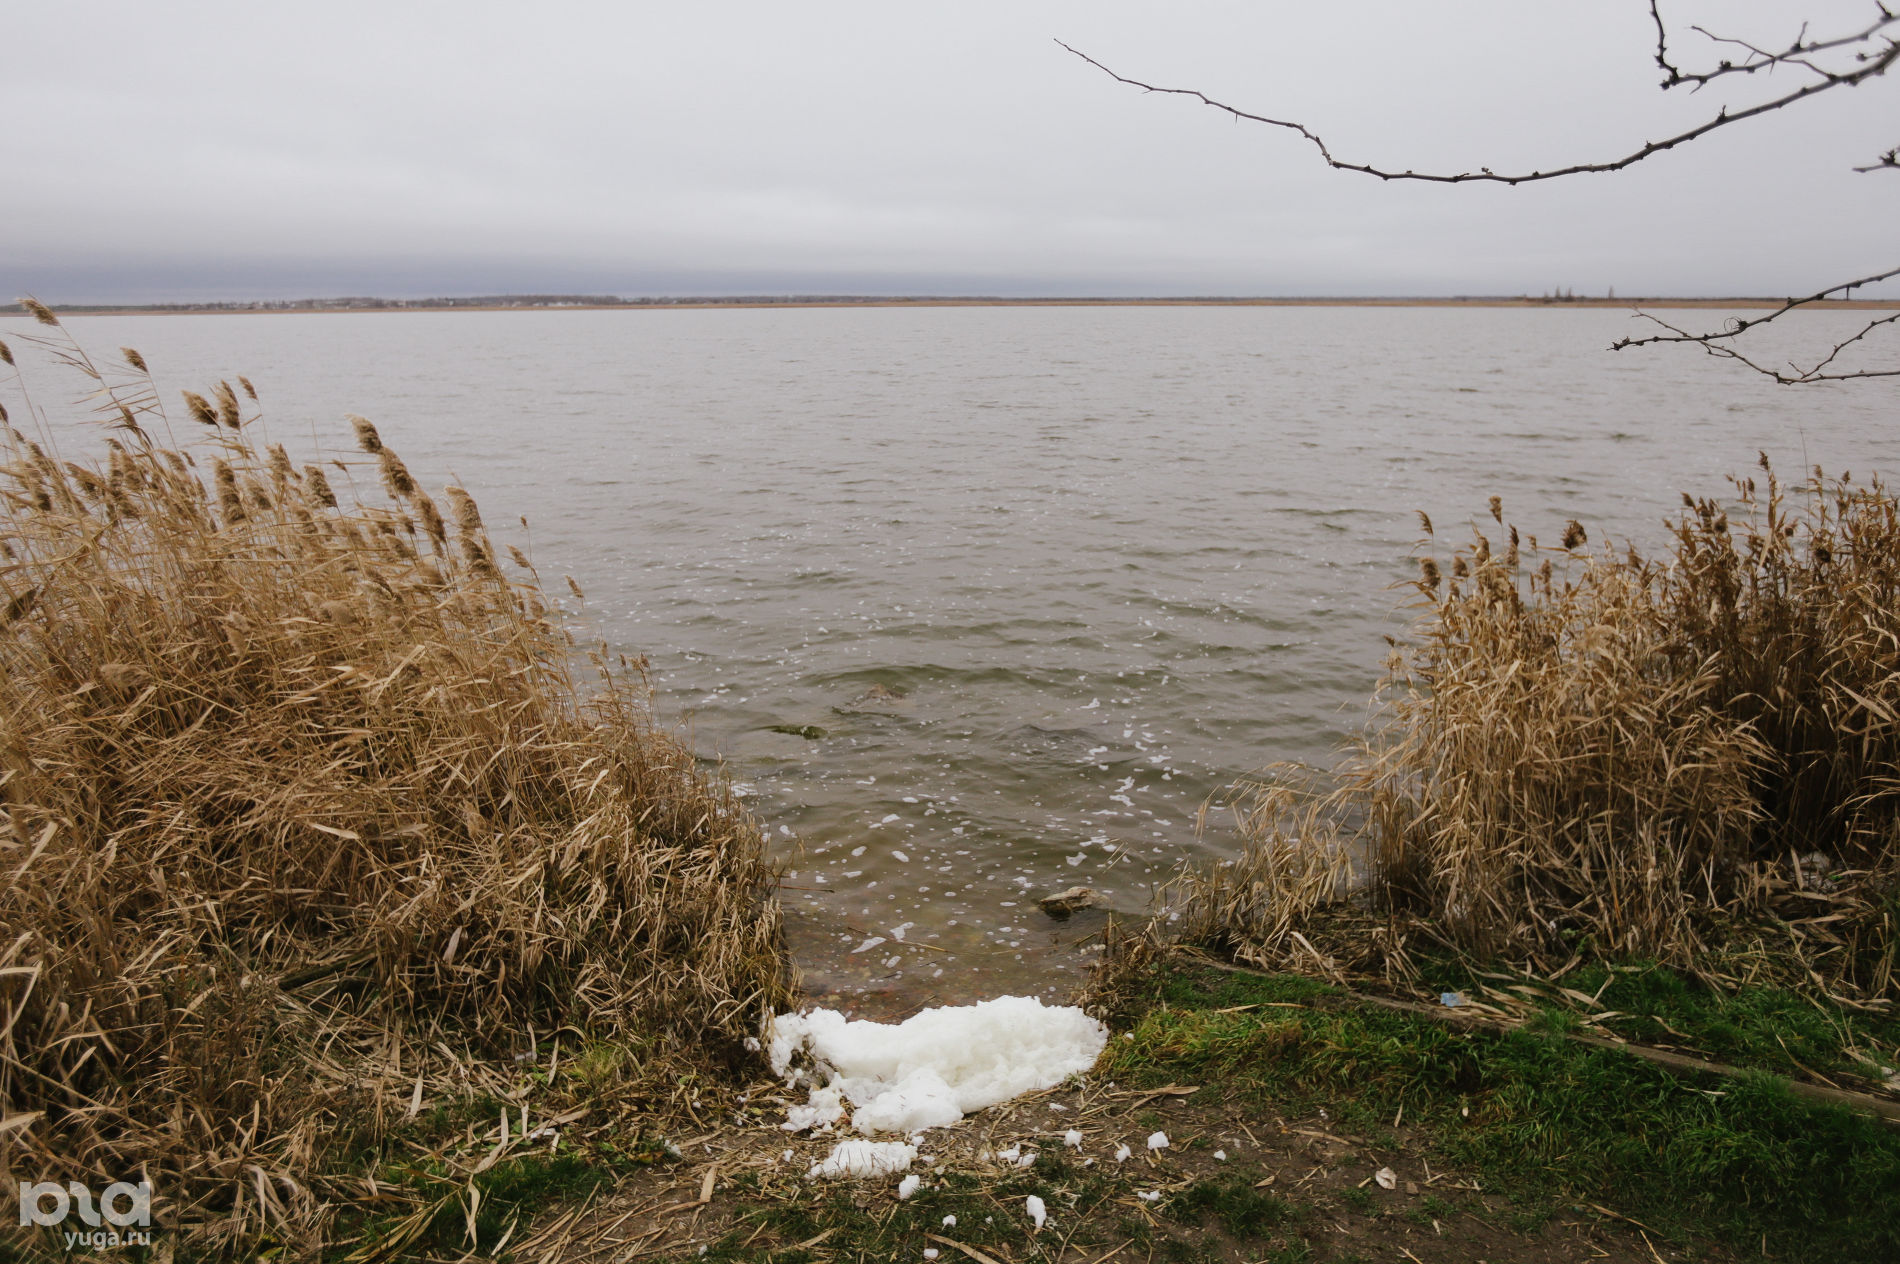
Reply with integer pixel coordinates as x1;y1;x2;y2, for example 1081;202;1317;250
581;956;1896;1264
1116;959;1900;1260
0;309;791;1258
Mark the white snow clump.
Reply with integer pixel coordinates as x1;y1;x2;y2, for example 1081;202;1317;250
897;1174;921;1200
781;1082;845;1132
1025;1195;1047;1229
768;996;1108;1134
808;1140;917;1179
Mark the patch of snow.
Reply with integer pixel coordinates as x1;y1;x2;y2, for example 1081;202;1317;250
897;1174;921;1200
808;1139;916;1179
782;1083;845;1132
1114;1144;1131;1162
1137;1190;1160;1202
1064;1129;1083;1148
1147;1131;1169;1151
942;1215;957;1227
1025;1195;1047;1229
768;996;1108;1134
849;936;887;954
1214;1149;1227;1161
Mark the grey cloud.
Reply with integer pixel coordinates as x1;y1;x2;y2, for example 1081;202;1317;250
3;1;1892;302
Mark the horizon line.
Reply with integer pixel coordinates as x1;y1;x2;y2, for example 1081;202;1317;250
9;292;1900;315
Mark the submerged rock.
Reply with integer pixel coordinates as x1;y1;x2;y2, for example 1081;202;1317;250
766;723;827;740
1037;886;1099;918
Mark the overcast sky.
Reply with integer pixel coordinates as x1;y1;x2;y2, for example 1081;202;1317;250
3;1;1894;302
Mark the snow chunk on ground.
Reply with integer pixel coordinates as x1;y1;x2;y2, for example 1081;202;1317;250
897;1174;921;1200
808;1140;916;1179
1025;1194;1047;1228
769;996;1108;1134
781;1083;844;1132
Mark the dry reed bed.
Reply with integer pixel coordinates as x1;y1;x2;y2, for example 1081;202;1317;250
0;305;792;1252
1170;470;1900;1004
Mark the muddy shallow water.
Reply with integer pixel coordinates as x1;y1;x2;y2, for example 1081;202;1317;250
28;305;1900;1014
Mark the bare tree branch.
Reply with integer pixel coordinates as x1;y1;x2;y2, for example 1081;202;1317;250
1855;143;1900;171
1063;3;1900;385
1656;4;1900;89
1059;11;1899;186
1611;265;1900;383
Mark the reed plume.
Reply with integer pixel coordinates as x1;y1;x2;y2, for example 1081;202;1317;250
350;413;383;452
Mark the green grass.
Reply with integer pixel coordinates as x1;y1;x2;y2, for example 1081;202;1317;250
1396;953;1900;1090
1103;962;1900;1262
1165;1172;1303;1237
321;1078;676;1261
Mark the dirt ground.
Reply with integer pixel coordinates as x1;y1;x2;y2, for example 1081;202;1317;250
513;1074;1710;1264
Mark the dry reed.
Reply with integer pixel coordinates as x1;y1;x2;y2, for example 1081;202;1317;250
0;318;792;1253
1168;463;1900;1003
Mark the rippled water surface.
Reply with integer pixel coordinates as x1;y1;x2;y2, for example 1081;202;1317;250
29;306;1900;1010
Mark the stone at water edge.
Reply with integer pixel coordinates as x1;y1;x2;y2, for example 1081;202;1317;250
1037;886;1098;917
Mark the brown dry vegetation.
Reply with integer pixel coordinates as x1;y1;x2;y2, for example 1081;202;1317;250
0;307;792;1255
1171;462;1900;1004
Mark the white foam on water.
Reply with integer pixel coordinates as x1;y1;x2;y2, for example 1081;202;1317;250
769;996;1108;1135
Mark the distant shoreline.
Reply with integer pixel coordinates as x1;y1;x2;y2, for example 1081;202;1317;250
8;295;1899;317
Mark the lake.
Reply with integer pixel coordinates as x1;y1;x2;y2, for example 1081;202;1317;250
21;305;1898;1012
